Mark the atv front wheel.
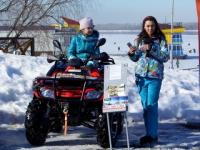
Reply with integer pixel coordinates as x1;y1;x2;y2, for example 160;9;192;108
25;99;49;146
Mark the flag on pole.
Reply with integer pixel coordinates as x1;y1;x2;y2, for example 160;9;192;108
196;0;200;93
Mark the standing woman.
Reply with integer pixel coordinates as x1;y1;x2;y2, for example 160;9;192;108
128;16;169;146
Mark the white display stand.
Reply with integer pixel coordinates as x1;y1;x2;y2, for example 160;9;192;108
103;64;130;150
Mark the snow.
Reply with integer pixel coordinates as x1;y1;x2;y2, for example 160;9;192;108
0;52;52;124
0;33;199;149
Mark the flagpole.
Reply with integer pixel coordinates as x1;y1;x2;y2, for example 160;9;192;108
170;0;174;69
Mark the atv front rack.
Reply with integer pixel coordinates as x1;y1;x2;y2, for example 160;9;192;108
34;73;103;101
56;73;102;80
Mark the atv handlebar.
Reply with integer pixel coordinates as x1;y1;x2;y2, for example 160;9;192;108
89;52;109;62
47;54;67;64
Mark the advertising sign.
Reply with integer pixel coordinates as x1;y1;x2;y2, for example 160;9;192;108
103;64;128;113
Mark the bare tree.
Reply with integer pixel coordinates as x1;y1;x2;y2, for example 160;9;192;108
0;0;92;37
0;0;17;13
0;0;96;55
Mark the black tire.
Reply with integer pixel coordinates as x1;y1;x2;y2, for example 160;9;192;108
96;114;110;148
116;112;124;135
49;103;63;133
96;113;123;148
25;99;49;146
49;121;63;133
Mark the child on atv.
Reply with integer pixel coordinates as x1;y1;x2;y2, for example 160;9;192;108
67;17;108;68
46;17;108;76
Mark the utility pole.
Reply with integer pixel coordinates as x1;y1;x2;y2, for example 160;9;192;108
170;0;174;69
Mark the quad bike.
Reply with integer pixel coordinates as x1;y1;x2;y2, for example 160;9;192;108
24;38;124;148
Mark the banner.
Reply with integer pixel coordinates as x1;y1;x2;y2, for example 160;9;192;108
196;0;200;92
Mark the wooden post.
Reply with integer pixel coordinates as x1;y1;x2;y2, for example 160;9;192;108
63;110;68;136
31;38;35;56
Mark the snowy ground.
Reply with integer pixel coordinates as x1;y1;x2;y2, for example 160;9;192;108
0;120;199;150
0;32;200;149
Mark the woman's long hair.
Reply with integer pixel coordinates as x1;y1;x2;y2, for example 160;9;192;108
138;16;165;42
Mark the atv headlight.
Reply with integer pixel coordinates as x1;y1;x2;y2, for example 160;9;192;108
85;90;101;100
40;87;55;99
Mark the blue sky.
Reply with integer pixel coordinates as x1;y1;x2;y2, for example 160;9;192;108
84;0;197;24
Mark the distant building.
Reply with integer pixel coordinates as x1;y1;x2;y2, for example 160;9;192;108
61;17;80;32
52;17;79;56
50;17;79;32
160;23;187;59
0;17;79;56
0;26;56;56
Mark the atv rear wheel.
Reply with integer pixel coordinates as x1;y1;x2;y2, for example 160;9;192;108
116;112;124;135
96;112;124;148
25;99;49;146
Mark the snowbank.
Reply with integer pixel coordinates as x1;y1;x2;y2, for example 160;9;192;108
0;51;199;124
